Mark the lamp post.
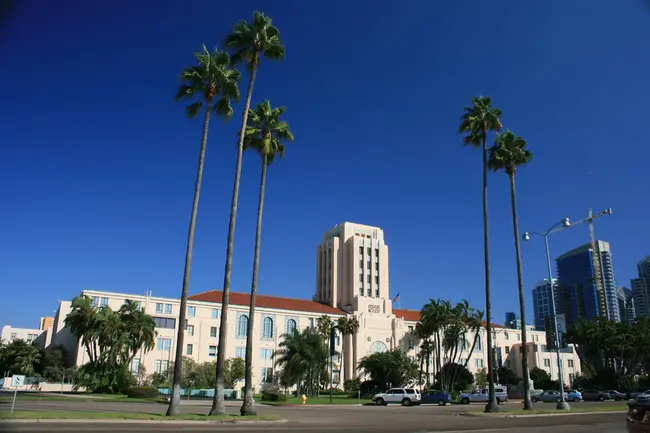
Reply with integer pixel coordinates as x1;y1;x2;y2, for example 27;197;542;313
523;217;571;411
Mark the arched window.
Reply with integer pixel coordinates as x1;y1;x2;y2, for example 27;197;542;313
286;319;297;335
263;317;274;339
237;315;249;338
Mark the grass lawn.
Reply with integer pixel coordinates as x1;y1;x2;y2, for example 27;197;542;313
261;395;372;405
0;393;164;403
0;410;280;422
481;404;627;416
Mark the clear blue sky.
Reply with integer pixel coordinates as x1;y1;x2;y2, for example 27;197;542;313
2;1;649;329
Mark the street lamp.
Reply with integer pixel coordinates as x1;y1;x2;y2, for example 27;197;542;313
522;217;571;411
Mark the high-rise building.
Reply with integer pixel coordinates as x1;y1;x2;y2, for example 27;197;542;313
532;279;557;331
505;312;522;329
617;287;636;323
631;256;650;318
555;241;620;328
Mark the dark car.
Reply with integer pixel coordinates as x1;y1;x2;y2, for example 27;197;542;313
627;400;650;432
604;390;625;401
420;390;451;406
582;389;612;401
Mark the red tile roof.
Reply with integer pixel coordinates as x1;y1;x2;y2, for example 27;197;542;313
188;290;346;315
393;308;504;328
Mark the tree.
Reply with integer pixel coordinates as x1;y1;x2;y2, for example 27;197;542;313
475;368;488;389
0;339;42;376
496;366;520;387
488;130;533;409
213;11;285;417
458;96;503;413
357;349;418;391
435;363;474;392
274;327;328;396
224;357;246;389
167;44;241;417
336;316;359;382
240;100;293;416
529;367;555;390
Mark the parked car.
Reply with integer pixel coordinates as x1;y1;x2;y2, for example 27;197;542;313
634;390;650;402
627;390;650;400
582;389;611;401
372;388;421;406
566;390;583;402
459;387;508;405
627;399;650;432
420;390;451;406
604;390;626;401
531;390;569;403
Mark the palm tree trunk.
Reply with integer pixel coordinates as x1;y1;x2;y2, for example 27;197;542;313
482;133;498;413
241;157;268;416
211;62;258;416
167;99;212;416
508;173;532;410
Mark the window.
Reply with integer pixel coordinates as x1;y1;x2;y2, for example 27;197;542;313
10;332;16;340
27;334;38;343
260;348;273;360
131;358;140;373
154;360;169;373
367;247;371;255
367;261;371;269
165;304;172;314
335;334;340;346
476;359;484;368
516;334;520;340
208;346;217;357
186;325;194;336
260;367;273;383
367;274;371;283
153;317;176;329
543;358;551;367
186;344;193;355
211;309;218;319
375;262;379;270
504;332;509;340
375;276;379;284
156;338;171;351
375;248;379;257
568;359;574;368
367;287;371;296
286;319;297;335
505;346;510;354
187;306;196;317
408;326;414;332
235;347;245;358
541;345;547;352
308;318;315;328
359;260;363;268
237;315;249;338
100;297;108;306
359;246;363;255
210;326;217;337
375;287;379;297
476;336;482;351
156;303;163;313
359;274;363;282
91;296;99;307
263;317;274;339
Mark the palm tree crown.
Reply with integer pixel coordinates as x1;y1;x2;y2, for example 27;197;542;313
224;11;285;69
458;96;503;146
488;130;533;176
244;100;294;162
175;44;241;119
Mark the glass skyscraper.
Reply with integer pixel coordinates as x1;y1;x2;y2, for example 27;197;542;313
532;279;557;331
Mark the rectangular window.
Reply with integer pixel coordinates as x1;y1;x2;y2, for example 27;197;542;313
186;344;193;355
367;287;371;296
367;274;371;283
505;346;510;354
544;358;551;367
91;297;99;307
260;348;273;359
132;358;140;373
359;274;363;282
541;344;547;352
375;276;379;284
375;287;379;297
568;359;574;368
476;359;483;368
165;304;172;314
152;317;176;329
359;260;363;268
211;309;218;319
367;261;371;269
260;367;273;383
375;262;379;270
186;325;194;336
309;318;315;328
156;338;171;351
367;247;371;255
100;297;108;306
187;306;196;317
208;346;217;357
504;332;509;340
235;347;245;358
156;303;163;313
375;248;379;257
210;327;217;337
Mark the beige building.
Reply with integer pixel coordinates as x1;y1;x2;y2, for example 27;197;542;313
39;316;54;331
44;222;580;388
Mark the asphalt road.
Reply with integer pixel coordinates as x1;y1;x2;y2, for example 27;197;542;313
0;399;630;432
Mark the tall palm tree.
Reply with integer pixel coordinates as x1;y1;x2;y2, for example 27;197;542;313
336;317;350;381
458;96;503;413
488;130;533;409
167;45;241;417
240;100;294;416
212;12;285;416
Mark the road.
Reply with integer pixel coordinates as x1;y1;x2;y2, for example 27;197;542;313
0;398;629;432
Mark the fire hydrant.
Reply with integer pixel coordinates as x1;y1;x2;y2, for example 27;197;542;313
301;394;307;405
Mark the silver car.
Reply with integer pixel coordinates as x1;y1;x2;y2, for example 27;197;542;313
531;390;568;403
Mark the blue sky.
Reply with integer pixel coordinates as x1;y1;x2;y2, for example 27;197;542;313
2;1;649;329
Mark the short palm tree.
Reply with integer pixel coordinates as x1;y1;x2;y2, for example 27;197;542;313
488;130;533;410
212;12;285;416
458;96;503;413
240;100;294;416
167;45;240;417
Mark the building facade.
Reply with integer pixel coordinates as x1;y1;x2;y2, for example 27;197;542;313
504;312;521;330
617;287;636;323
532;279;557;331
555;241;620;328
36;222;581;389
632;256;650;318
1;325;45;346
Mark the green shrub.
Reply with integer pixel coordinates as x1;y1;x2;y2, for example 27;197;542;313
125;386;159;398
260;392;286;402
344;378;361;393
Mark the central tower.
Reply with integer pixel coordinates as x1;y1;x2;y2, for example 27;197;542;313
315;222;391;315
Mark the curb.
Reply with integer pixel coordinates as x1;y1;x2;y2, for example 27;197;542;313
0;418;288;425
459;410;626;418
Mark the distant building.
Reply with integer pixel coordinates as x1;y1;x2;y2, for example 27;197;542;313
505;312;522;329
0;325;45;347
555;241;620;328
632;256;650;318
617;287;636;323
39;316;54;331
532;279;557;331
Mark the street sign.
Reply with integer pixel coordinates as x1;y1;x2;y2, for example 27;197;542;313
10;375;25;387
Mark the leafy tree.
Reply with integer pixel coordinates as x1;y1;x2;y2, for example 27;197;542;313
224;357;245;389
529;367;555;390
168;44;240;416
458;95;503;412
357;349;418;391
496;366;521;387
274;327;328;396
241;100;293;416
435;363;474;392
475;368;488;389
488;130;533;410
214;11;285;417
337;316;359;382
344;378;361;393
0;339;42;376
